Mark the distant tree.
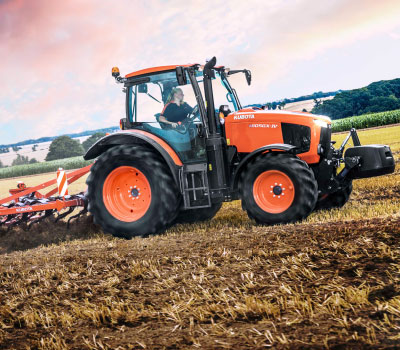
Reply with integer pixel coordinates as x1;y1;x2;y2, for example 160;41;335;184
313;98;322;108
271;102;279;110
82;132;106;152
12;145;22;152
45;136;84;161
302;108;308;112
29;158;38;164
32;144;38;152
12;154;30;166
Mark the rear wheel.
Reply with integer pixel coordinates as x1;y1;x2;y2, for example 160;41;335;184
240;153;318;225
314;182;353;211
86;145;179;238
174;202;222;224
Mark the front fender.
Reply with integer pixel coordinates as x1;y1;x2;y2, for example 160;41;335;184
232;143;297;189
84;130;182;184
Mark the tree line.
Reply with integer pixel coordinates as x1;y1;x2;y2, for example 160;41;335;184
312;78;400;119
44;133;105;161
0;133;106;168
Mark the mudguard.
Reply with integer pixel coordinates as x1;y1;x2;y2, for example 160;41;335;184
84;130;182;184
232;143;297;189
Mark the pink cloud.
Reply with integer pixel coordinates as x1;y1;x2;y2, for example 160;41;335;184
1;0;400;143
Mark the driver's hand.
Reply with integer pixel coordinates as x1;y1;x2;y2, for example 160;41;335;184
171;122;178;128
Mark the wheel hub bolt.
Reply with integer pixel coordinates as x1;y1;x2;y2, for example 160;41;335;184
131;188;139;198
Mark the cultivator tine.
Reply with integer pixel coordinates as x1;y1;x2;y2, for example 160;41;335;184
54;207;75;223
67;208;88;228
7;213;31;231
27;210;55;229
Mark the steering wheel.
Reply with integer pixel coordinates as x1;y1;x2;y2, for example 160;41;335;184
173;105;200;134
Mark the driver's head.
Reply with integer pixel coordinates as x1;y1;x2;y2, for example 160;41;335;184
167;87;184;103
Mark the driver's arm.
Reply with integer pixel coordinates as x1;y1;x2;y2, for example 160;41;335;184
159;115;178;128
182;102;193;115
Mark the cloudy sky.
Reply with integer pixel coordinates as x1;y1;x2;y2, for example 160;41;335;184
1;0;400;144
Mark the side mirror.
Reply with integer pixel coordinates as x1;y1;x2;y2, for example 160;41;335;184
176;66;187;85
120;118;127;130
138;84;148;93
245;70;251;86
219;105;231;118
196;124;205;138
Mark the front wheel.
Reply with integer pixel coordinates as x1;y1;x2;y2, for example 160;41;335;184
240;153;318;225
86;145;179;239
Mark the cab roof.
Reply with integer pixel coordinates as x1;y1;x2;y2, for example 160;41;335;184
125;64;198;78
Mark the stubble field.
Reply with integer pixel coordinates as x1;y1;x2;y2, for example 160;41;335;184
0;125;399;349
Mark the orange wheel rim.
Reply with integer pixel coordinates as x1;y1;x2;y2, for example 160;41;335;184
253;170;295;214
103;166;151;222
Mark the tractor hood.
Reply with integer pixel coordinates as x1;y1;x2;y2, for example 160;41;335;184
227;108;331;127
224;108;331;164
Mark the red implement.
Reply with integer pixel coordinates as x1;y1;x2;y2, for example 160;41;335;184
0;164;92;229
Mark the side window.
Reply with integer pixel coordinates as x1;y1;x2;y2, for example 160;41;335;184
136;83;163;123
214;73;236;112
129;71;200;124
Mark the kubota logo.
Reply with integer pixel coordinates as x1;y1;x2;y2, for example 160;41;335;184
16;207;33;212
234;114;255;120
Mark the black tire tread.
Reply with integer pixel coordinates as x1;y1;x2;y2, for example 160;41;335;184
239;152;318;225
86;145;179;238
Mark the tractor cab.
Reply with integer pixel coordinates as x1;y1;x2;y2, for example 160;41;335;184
114;63;245;163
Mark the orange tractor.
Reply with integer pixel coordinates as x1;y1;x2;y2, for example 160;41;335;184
0;57;395;237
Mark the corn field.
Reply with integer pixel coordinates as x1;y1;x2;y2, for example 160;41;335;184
0;156;93;179
332;109;400;132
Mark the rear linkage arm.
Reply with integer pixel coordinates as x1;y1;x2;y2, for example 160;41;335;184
333;128;362;184
316;128;362;194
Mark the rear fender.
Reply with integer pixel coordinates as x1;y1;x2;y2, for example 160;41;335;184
232;143;297;189
84;130;182;184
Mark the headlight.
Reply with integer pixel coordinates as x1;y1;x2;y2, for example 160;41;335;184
314;119;328;128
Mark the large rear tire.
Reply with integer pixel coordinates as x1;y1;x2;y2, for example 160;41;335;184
174;202;222;224
314;182;353;211
86;145;179;239
240;153;318;225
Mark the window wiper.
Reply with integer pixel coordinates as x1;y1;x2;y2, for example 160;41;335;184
147;93;161;103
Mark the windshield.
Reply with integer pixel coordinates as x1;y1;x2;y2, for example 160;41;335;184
195;71;241;112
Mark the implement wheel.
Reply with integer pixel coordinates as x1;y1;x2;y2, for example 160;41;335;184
314;182;353;211
86;145;179;238
240;152;318;225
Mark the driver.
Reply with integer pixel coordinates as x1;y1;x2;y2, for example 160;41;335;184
159;87;193;129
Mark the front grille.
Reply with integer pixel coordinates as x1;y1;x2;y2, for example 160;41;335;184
281;123;311;154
